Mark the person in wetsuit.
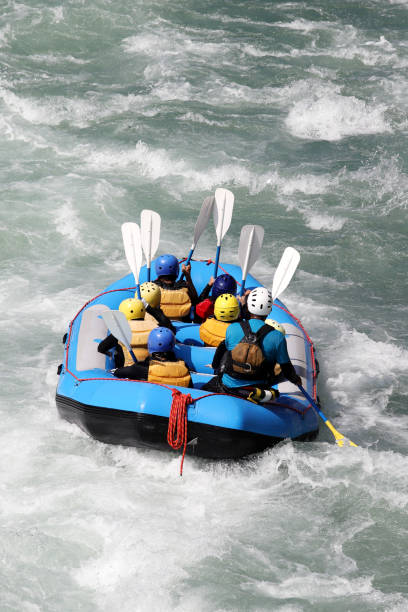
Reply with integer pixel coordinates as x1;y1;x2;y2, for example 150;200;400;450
202;287;301;403
195;273;237;322
112;326;192;388
199;293;240;347
98;282;175;368
153;254;198;321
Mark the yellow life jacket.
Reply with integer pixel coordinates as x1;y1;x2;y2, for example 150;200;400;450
148;359;191;388
160;286;191;320
120;318;158;365
199;317;230;347
144;311;157;324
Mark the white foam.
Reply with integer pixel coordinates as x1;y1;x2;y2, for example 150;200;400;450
244;20;408;68
276;172;337;196
285;91;391;141
82;138;340;200
53;201;82;244
273;18;336;33
255;574;374;599
178;112;225;127
50;6;64;23
123;31;226;60
0;24;11;48
241;44;275;58
304;213;346;231
349;155;408;215
323;327;408;435
28;53;89;65
0;87;152;129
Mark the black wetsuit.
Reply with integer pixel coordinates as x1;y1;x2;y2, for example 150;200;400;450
197;282;212;303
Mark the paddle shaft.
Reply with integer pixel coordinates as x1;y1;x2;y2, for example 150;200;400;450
298;385;357;447
178;246;194;281
185;246;194;265
298;385;324;420
214;245;221;277
129;348;138;363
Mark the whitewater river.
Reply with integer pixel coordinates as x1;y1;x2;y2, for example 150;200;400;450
1;1;408;610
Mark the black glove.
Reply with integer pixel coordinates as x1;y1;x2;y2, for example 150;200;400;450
291;374;302;387
281;363;302;387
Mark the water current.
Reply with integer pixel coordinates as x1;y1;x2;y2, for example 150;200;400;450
1;1;408;610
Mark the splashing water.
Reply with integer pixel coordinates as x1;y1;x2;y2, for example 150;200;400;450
1;1;408;610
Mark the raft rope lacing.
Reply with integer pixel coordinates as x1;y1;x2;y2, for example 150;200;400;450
61;259;318;474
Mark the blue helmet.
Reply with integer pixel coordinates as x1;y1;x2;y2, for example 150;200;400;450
155;254;179;278
148;327;176;354
212;274;237;299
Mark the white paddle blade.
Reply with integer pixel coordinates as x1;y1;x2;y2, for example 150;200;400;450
101;310;132;350
238;224;264;279
272;247;301;300
193;196;215;246
121;222;143;285
213;188;234;244
141;209;161;266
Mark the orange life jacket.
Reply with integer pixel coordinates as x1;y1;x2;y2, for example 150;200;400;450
148;359;191;388
159;287;191;320
120;318;158;365
199;317;230;347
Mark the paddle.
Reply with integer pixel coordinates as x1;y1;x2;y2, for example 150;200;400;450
213;188;234;277
185;195;215;266
179;195;215;282
238;224;264;296
271;246;300;309
298;385;358;447
101;310;138;364
121;222;143;299
141;209;161;282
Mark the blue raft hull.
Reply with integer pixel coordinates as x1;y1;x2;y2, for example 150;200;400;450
56;260;319;459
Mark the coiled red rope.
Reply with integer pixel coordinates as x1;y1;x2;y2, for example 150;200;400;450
167;389;193;476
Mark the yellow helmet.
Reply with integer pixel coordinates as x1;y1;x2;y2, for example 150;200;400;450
214;293;240;322
265;319;286;335
139;282;161;308
119;298;145;320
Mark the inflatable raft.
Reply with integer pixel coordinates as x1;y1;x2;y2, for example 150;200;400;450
55;260;319;460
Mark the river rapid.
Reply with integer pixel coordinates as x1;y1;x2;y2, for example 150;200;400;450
1;1;408;611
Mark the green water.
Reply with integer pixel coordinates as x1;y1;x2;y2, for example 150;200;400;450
1;1;408;610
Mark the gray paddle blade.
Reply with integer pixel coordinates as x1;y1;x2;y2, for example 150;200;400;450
272;247;300;300
101;310;132;350
141;209;161;267
121;222;143;285
238;224;264;279
213;188;234;243
192;196;215;247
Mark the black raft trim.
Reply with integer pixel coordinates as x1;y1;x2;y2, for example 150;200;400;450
55;393;318;460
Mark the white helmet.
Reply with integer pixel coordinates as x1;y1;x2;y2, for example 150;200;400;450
247;287;273;316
